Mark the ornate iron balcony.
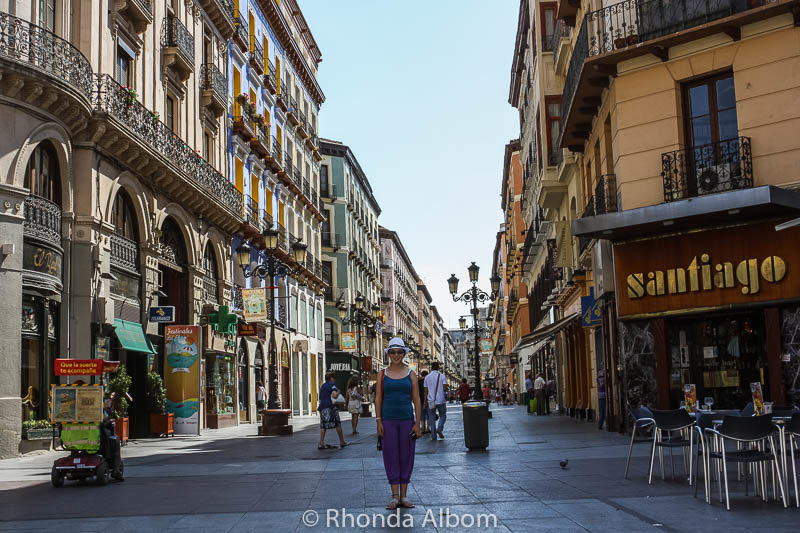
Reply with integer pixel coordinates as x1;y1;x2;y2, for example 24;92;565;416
662;137;753;202
23;195;61;249
0;12;94;101
249;37;264;74
283;152;294;175
110;232;139;273
203;274;219;304
261;209;274;230
244;194;259;228
302;178;310;198
232;283;243;310
552;18;570;67
93;74;243;216
272;136;282;164
160;16;194;66
233;16;248;52
582;174;618;217
199;63;226;102
559;20;588;149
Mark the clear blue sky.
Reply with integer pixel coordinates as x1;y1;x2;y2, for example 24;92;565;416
300;0;520;328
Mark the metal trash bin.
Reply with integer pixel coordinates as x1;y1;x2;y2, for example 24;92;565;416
463;401;489;450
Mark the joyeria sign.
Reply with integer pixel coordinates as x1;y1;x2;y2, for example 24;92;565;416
613;221;800;318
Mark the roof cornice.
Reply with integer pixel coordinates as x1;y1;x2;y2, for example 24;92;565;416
508;0;530;106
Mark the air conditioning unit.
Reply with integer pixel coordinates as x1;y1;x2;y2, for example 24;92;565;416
696;162;741;194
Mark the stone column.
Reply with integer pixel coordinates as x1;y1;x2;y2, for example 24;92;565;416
0;185;27;458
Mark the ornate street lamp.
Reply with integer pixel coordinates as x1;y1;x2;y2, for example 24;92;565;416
448;262;498;400
340;293;382;392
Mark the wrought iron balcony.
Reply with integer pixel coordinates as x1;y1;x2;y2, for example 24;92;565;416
244;194;259;230
232;283;243;311
233;16;248;53
0;12;94;102
249;37;264;75
283;152;294;178
93;74;243;218
276;90;288;112
292;168;303;189
559;20;588;151
286;95;299;125
199;63;227;117
271;136;282;167
261;209;274;230
203;274;219;304
276;223;289;253
23;195;61;249
250;121;269;158
552;18;571;70
233;106;255;142
662;137;752;202
264;60;277;93
110;232;139;273
160;16;194;81
302;178;310;198
582;174;618;217
311;189;318;208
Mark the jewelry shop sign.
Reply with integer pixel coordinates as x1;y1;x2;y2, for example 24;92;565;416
614;221;800;319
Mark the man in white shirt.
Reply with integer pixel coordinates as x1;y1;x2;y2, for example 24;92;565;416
423;362;448;440
534;373;546;415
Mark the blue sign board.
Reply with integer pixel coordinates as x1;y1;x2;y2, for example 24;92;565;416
148;306;175;323
581;288;602;328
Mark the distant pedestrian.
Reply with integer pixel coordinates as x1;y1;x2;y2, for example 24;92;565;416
424;362;448;440
597;369;606;430
346;376;363;435
418;370;430;434
458;378;470;404
481;385;490;402
256;382;266;412
501;386;508;405
534;373;546;415
525;373;534;412
317;373;348;449
376;337;423;510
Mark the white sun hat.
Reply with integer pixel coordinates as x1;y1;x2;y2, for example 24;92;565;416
384;337;410;355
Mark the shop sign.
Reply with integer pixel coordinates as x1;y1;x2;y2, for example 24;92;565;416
361;356;373;373
581;288;602;328
480;338;493;355
54;359;103;376
94;336;110;360
238;322;257;337
614;222;800;318
50;385;104;423
241;288;268;322
23;242;62;278
149;306;175;323
342;332;357;352
164;325;201;435
327;352;353;372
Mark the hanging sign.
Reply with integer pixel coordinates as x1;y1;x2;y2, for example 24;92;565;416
237;322;257;337
342;332;357;352
149;306;175;323
54;359;104;376
581;288;602;328
241;288;268;322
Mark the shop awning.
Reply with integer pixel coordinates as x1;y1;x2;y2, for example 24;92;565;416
511;312;580;355
113;319;155;354
571;185;800;241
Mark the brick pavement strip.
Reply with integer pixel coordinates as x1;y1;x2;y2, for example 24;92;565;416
0;406;797;532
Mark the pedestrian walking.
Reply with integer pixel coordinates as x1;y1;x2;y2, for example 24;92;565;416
346;376;363;435
256;382;266;412
525;373;534;412
418;370;430;434
597;369;606;430
423;362;448;440
317;373;348;449
375;337;423;510
534;373;546;415
458;378;470;404
481;384;490;402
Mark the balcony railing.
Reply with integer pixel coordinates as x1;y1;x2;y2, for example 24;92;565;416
160;16;194;65
582;174;618;217
233;16;248;52
265;60;277;92
661;137;752;202
260;209;274;230
0;12;94;101
93;74;243;216
272;136;282;164
302;178;310;198
203;274;219;304
283;152;294;175
23;195;62;249
199;63;226;101
244;194;259;228
110;232;139;273
559;20;588;148
552;18;570;66
232;284;243;311
249;37;264;74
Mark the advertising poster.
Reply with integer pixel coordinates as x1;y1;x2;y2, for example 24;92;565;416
750;382;764;415
51;386;104;423
342;332;357;352
164;325;201;435
480;338;493;354
241;288;268;322
683;384;697;413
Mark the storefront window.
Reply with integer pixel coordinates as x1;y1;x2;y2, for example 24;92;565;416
20;297;56;421
669;312;767;409
238;341;249;422
205;354;235;415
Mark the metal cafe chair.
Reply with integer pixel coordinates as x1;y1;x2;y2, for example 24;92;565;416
787;413;800;508
648;409;694;485
624;404;655;479
704;415;788;510
693;411;717;503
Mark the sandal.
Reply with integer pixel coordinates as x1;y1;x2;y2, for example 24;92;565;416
339;442;349;448
386;495;400;510
399;497;415;508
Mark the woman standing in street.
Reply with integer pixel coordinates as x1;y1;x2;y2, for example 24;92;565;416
375;337;423;510
345;376;362;434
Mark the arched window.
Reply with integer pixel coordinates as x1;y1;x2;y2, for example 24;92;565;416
202;244;218;304
159;217;187;266
24;141;61;205
203;244;218;279
111;190;138;241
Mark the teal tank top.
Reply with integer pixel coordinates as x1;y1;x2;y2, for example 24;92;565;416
382;371;414;420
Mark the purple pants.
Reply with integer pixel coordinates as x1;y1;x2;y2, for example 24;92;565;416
381;419;416;485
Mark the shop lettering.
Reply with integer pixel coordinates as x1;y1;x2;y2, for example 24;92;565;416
626;254;786;299
330;363;350;371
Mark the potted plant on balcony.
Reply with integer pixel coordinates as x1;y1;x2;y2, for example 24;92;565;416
253;113;265;125
235;92;250;106
108;364;132;444
147;370;174;437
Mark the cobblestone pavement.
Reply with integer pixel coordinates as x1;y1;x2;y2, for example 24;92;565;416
0;405;797;532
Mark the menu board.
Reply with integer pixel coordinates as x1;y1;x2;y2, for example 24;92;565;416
51;385;104;423
750;382;764;415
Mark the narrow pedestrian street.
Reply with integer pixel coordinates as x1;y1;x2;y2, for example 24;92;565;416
0;406;795;532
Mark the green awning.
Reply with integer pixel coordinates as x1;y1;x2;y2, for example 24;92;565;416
113;319;155;354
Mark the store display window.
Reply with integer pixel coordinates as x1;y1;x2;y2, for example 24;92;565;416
205;353;235;415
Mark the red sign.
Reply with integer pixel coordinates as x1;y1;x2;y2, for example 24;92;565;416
361;356;373;373
54;359;103;376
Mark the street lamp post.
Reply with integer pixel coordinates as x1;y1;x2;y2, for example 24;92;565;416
236;229;307;410
448;262;500;400
338;296;381;392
